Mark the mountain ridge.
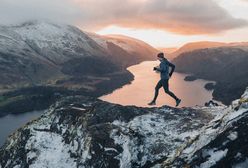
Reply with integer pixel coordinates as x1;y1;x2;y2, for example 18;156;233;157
168;41;248;60
0;86;248;168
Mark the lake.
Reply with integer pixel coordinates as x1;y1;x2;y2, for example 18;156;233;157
100;61;215;107
0;110;44;147
0;61;214;147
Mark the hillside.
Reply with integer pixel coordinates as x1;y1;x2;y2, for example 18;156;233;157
168;41;248;60
0;21;158;116
157;47;178;60
0;21;158;90
172;46;248;105
87;33;158;67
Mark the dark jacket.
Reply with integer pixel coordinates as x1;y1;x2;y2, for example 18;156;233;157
157;58;175;79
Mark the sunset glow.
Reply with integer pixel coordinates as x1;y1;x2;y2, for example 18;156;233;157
95;0;248;48
1;0;247;48
97;26;248;48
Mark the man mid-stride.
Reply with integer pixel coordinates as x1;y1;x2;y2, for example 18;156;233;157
148;52;181;107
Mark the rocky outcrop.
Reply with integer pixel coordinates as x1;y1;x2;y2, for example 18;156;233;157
0;95;225;168
169;87;248;168
1;87;248;168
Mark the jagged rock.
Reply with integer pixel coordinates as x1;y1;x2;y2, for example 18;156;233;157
205;100;219;107
1;88;248;168
170;87;248;168
0;96;223;168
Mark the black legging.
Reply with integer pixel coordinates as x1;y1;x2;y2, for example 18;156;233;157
152;79;178;102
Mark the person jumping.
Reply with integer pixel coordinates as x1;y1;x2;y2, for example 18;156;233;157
148;52;181;107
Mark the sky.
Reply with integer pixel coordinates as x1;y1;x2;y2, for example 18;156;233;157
0;0;247;48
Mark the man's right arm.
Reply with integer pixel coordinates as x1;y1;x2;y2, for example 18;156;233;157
154;63;162;72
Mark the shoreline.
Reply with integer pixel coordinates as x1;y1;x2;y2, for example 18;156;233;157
182;74;240;105
0;67;135;118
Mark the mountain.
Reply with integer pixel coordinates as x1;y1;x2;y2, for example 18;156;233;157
157;47;178;60
1;86;248;167
168;41;248;60
172;46;248;105
0;21;158;116
87;33;158;67
105;34;158;59
0;21;158;90
0;24;62;88
0;21;109;90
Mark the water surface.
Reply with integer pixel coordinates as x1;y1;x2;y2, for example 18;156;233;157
101;61;214;107
0;111;44;147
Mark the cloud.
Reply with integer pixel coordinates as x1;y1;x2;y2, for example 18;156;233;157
0;0;247;35
77;0;247;34
0;0;83;25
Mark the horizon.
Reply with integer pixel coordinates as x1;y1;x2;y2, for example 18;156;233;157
1;0;248;48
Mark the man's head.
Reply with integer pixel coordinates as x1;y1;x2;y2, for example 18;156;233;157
157;52;165;62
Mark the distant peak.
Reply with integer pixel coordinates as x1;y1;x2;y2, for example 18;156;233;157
10;20;69;29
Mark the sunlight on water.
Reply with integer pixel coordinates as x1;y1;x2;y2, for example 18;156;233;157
100;61;214;107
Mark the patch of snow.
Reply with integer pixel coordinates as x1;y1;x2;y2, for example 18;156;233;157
110;110;210;167
80;136;92;161
3;21;105;63
200;149;228;168
227;131;238;141
182;104;247;159
226;108;248;122
232;158;248;168
13;165;21;168
112;130;132;168
234;152;242;160
177;89;248;166
71;107;86;111
104;147;118;153
26;131;76;168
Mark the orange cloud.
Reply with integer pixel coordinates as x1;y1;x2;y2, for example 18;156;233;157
76;0;247;35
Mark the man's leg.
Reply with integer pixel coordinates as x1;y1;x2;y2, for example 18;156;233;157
162;79;179;101
151;80;163;103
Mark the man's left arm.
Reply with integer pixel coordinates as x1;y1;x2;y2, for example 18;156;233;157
168;62;175;77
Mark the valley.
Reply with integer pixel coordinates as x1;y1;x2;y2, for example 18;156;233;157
0;21;158;117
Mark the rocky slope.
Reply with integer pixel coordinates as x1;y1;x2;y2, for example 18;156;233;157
1;88;248;168
171;87;248;168
172;46;248;105
0;96;222;168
